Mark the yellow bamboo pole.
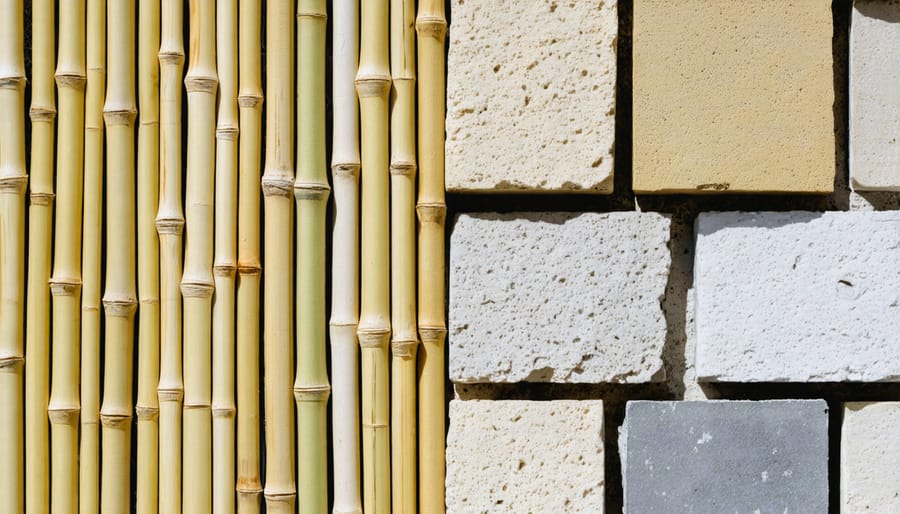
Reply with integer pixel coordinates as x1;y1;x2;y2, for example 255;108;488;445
100;0;138;511
356;0;392;511
157;0;185;510
235;0;263;511
25;1;55;512
136;0;161;512
0;0;26;511
262;1;296;512
415;2;448;512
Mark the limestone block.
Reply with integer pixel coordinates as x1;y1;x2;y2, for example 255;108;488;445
842;402;900;512
633;0;835;193
450;212;670;384
447;400;604;513
695;211;900;382
620;400;829;513
850;1;900;191
446;0;617;193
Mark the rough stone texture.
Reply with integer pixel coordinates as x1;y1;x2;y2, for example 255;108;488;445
447;400;604;513
620;400;829;513
850;1;900;192
446;0;617;193
633;0;835;193
695;211;900;382
450;212;670;384
842;402;900;512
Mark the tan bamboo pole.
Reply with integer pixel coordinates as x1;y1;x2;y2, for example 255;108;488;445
136;0;161;512
0;1;26;511
416;2;447;512
235;0;263;511
329;0;362;511
389;0;418;510
48;0;87;511
213;0;238;512
25;1;55;512
295;2;330;513
100;0;138;511
262;1;296;512
157;0;186;510
356;0;392;511
80;0;105;509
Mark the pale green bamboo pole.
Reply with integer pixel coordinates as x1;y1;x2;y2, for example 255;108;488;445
136;0;161;512
48;1;87;511
0;1;26;511
295;2;330;513
235;0;263;511
356;0;392;511
100;0;138;511
25;1;55;512
157;0;186;510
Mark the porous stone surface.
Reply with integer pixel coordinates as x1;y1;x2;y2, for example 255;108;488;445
450;212;670;384
620;400;829;513
633;0;835;193
695;211;900;382
446;0;617;193
447;400;604;513
842;402;900;512
850;1;900;191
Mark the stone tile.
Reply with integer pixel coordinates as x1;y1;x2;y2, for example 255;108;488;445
695;211;900;382
447;400;604;513
842;402;900;512
449;212;670;384
850;0;900;191
633;0;835;193
446;0;617;193
620;400;829;513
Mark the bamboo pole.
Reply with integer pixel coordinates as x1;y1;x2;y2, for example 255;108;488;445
390;0;418;511
0;1;27;511
48;0;87;511
25;1;55;512
136;0;161;512
100;0;138;511
415;2;448;513
157;0;186;510
262;1;296;512
356;0;392;511
235;0;263;511
213;0;238;512
329;0;362;511
295;2;330;513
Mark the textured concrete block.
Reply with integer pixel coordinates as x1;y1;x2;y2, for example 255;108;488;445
695;211;900;382
842;403;900;512
446;0;617;193
850;1;900;191
447;400;604;513
621;400;829;513
633;0;834;193
450;212;670;384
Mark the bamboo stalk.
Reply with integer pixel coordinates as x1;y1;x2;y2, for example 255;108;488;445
329;0;362;511
213;0;238;512
157;0;186;510
136;0;161;512
262;1;296;512
415;2;448;513
25;1;55;512
0;0;27;511
295;2;330;514
356;0;392;511
390;0;418;511
100;0;138;511
48;1;87;511
235;0;263;511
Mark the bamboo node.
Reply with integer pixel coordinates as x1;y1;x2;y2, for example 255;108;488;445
263;490;297;503
102;297;138;317
47;406;82;425
99;413;132;428
183;403;212;411
418;326;448;345
238;93;263;108
261;175;294;197
29;191;55;206
354;73;391;98
135;406;160;420
293;181;331;201
362;422;388;429
216;126;240;140
157;388;184;402
103;108;138;125
391;339;419;359
390;160;417;177
158;51;185;65
329;319;360;328
181;280;215;298
416;203;447;224
236;483;264;494
293;384;331;402
156;217;185;235
415;15;448;40
297;9;328;20
49;277;83;296
214;263;237;277
358;326;391;349
212;406;236;418
29;106;57;121
0;75;26;89
0;355;25;369
185;75;218;94
55;72;88;89
331;162;360;178
237;263;262;275
0;175;28;193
